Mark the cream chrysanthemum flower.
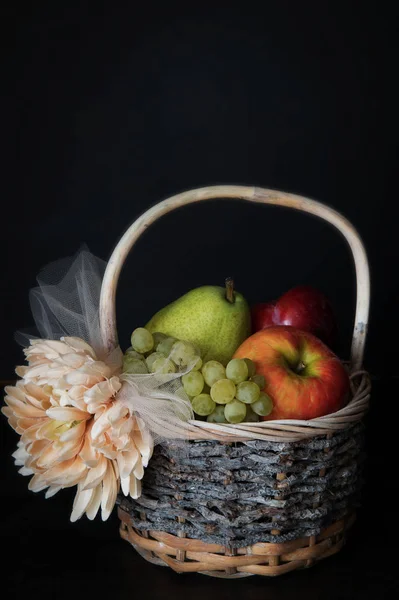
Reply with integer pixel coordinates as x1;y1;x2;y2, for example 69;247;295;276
2;337;153;521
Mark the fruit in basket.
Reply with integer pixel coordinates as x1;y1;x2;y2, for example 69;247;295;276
169;340;198;368
207;405;227;423
145;351;165;371
182;371;205;397
123;354;149;374
224;399;247;424
156;336;176;357
189;357;263;423
191;393;216;416
236;381;261;404
252;392;274;417
131;327;155;353
251;285;337;347
146;278;251;365
126;331;264;424
245;405;262;422
250;374;266;389
202;361;226;387
225;358;249;383
234;326;349;420
210;379;236;404
126;329;202;375
150;356;177;374
243;358;256;378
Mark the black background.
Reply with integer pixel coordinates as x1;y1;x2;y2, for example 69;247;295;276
1;2;398;598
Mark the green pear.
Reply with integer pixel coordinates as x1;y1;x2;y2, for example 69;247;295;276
146;279;251;365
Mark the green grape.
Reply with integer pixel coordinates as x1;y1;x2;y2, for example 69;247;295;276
251;392;274;416
236;381;260;404
224;400;247;424
202;361;226;387
131;328;154;354
225;358;249;384
169;340;197;368
152;332;167;346
156;336;176;356
243;358;256;378
145;351;165;371
123;357;149;374
207;405;227;423
192;356;203;371
210;379;236;404
245;405;260;423
151;357;176;374
182;371;205;397
191;393;215;416
125;349;145;361
250;374;266;389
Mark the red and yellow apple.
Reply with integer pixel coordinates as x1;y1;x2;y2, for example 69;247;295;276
234;326;349;420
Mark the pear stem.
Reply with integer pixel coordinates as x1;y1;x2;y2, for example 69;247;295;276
225;278;235;303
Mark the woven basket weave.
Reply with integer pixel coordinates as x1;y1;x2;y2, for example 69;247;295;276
99;186;371;577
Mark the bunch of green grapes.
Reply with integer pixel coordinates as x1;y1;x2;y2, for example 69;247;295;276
181;357;273;424
123;328;202;375
123;328;273;425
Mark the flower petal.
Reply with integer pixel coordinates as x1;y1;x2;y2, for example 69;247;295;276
17;417;46;432
86;484;102;520
45;486;61;499
28;340;71;356
4;396;44;418
91;411;111;440
70;485;95;522
84;377;121;412
64;362;111;387
5;385;27;402
117;447;139;479
81;455;107;491
24;382;52;403
36;436;83;468
46;407;90;422
28;473;49;493
101;461;118;521
62;337;97;359
21;421;47;444
133;458;144;480
121;476;130;496
13;444;30;465
15;366;29;377
19;466;35;476
59;421;86;443
129;476;141;499
44;457;87;487
54;353;87;369
79;432;99;467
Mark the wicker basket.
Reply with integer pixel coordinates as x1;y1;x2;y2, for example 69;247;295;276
99;185;371;578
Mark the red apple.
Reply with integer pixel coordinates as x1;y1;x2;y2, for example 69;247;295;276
251;285;337;347
234;326;349;420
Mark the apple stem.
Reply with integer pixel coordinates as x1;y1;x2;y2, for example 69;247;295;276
225;278;235;303
296;361;306;374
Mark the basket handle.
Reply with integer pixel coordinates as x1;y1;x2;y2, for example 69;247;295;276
99;185;370;370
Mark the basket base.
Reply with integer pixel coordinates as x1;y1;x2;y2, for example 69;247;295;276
118;508;355;578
